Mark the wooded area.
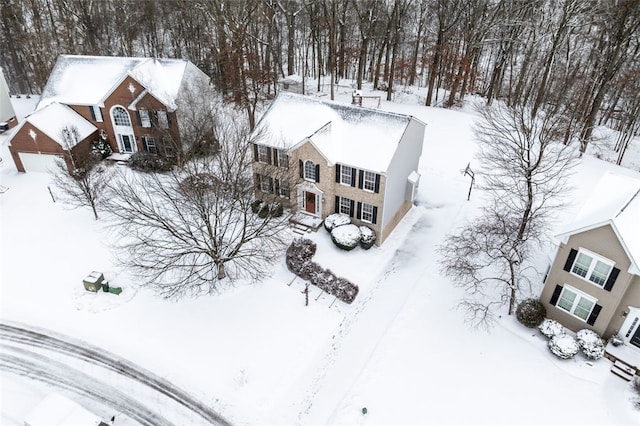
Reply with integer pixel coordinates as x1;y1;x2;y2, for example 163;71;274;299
2;0;639;157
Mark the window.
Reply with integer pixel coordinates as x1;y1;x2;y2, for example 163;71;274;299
90;105;103;122
556;285;597;321
142;136;157;154
139;110;152;128
112;106;131;126
339;197;352;215
340;166;353;185
304;160;316;181
257;145;269;163
157;110;169;129
277;150;289;168
277;179;290;198
571;249;614;287
258;174;272;193
363;171;376;192
361;203;374;223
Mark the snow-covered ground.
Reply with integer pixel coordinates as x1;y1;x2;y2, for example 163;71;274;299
1;86;639;425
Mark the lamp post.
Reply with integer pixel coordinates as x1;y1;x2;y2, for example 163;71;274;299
461;162;475;201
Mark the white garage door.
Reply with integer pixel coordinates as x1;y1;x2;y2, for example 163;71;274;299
18;153;62;173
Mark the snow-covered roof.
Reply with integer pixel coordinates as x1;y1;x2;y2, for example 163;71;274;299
254;92;414;172
38;55;191;111
24;393;103;426
16;103;96;148
558;172;640;274
0;66;16;122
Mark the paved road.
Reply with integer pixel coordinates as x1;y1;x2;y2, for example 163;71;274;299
0;321;232;426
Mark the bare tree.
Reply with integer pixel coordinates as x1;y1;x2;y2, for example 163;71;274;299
439;102;576;327
103;108;291;299
51;126;108;220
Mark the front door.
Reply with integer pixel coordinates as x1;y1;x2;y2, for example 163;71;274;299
305;191;316;214
631;321;640;348
111;105;136;154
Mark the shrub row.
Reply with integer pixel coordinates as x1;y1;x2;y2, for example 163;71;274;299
536;318;605;361
286;238;359;303
324;213;376;250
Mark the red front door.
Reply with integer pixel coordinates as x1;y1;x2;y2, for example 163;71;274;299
305;191;316;214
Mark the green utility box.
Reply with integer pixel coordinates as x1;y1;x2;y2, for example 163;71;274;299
83;271;104;292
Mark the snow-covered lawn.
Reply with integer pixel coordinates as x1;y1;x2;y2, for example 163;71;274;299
2;88;639;425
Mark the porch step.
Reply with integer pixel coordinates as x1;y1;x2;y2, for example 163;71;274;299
291;223;310;235
611;360;636;381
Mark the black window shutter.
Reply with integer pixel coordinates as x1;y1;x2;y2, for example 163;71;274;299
269;177;274;193
89;106;96;120
563;249;577;272
349;199;355;217
299;160;304;178
142;137;148;151
335;196;340;213
374;174;381;193
136;111;142;126
335;164;341;183
273;149;279;167
357;202;362;219
315;164;320;183
587;304;602;326
275;179;280;195
358;170;364;189
267;147;272;164
604;267;620;291
351;168;357;187
550;284;563;306
372;206;378;224
167;112;172;126
255;174;261;188
253;144;259;162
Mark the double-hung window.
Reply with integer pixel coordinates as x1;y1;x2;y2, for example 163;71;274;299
556;285;597;321
277;150;289;168
339;197;352;215
340;166;353;185
363;171;376;192
571;249;614;287
277;179;290;198
90;105;103;122
142;136;157;154
257;145;269;163
157;110;169;129
361;203;374;223
139;110;152;128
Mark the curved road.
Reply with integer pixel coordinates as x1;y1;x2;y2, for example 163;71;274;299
0;321;231;426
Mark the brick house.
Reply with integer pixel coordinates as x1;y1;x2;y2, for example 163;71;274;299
7;55;211;173
251;92;425;246
540;172;640;376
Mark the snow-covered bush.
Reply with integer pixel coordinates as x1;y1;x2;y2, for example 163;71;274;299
331;224;361;251
91;140;112;159
324;213;351;232
251;199;263;214
576;329;605;360
285;238;316;275
632;377;640;409
270;202;284;218
359;226;376;250
516;299;547;328
130;152;174;172
548;334;580;359
539;318;565;339
609;333;624;347
284;238;359;303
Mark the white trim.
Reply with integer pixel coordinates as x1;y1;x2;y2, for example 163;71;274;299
340;165;353;186
570;247;615;288
363;170;376;192
304;160;316;182
622;307;640;346
556;284;597;322
257;145;269;163
361;202;374;223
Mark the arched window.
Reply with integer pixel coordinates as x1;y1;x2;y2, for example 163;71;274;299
304;160;316;181
112;106;131;126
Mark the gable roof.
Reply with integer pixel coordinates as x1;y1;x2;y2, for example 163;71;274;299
38;55;192;110
253;92;419;172
10;102;96;148
558;172;640;275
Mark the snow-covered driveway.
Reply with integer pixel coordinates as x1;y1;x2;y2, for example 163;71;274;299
0;321;231;426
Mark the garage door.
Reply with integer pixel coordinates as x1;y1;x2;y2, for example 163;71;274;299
18;153;62;173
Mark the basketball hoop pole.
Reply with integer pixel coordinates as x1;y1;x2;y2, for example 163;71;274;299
461;162;475;201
